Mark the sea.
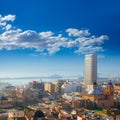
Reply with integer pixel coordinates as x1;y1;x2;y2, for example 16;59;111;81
0;78;58;86
0;77;79;86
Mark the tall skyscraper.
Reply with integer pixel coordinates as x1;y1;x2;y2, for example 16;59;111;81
84;54;97;86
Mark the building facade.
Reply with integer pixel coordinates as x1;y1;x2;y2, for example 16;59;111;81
53;80;65;94
73;81;114;109
84;54;97;86
44;82;55;93
8;109;25;120
29;81;44;90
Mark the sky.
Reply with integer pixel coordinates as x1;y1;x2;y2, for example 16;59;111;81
0;0;120;78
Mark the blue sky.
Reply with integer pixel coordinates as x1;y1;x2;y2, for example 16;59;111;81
0;0;120;78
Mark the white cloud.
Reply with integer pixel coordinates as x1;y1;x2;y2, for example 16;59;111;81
66;28;90;37
5;24;12;30
0;14;15;31
39;31;53;38
0;14;15;22
75;46;103;54
0;22;6;26
0;14;109;55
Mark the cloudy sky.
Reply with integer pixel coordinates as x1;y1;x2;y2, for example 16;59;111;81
0;0;120;78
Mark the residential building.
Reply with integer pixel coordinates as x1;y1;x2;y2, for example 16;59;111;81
44;82;55;93
29;81;44;90
8;109;25;120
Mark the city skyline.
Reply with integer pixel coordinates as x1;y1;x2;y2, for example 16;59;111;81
0;0;120;78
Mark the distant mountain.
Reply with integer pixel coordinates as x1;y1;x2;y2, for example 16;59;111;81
48;74;63;79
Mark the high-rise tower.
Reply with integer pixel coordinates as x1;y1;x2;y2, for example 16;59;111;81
84;54;97;86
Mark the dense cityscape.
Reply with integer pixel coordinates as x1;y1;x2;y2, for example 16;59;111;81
0;54;119;120
0;0;120;120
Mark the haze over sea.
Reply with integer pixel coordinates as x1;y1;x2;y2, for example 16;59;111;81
0;76;79;86
0;78;56;86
